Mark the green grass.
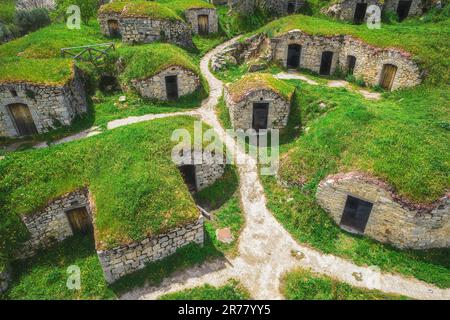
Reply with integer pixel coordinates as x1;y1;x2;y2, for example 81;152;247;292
160;0;215;16
227;73;296;103
0;117;208;259
159;279;250;300
0;0;15;24
2;234;116;300
193;34;228;56
281;268;409;300
216;94;232;130
101;1;182;21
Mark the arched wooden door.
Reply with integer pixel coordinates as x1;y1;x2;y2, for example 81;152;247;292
8;103;38;136
198;15;209;35
379;64;397;91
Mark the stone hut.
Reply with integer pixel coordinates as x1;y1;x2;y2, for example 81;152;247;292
184;7;219;35
0;66;87;138
323;0;422;23
224;73;295;131
316;172;450;249
270;29;422;90
130;65;201;101
98;2;194;48
10;187;205;284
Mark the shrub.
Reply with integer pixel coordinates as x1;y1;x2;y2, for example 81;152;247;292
53;0;99;25
14;8;51;34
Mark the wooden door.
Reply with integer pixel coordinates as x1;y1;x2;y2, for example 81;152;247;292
347;55;357;75
319;51;333;76
198;15;209;35
8;103;38;136
165;75;179;100
107;19;120;38
397;0;412;21
252;103;269;131
353;3;368;24
287;44;301;69
66;207;92;234
379;64;397;90
340;195;373;234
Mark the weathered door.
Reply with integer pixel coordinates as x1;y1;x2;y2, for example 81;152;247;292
66;207;92;235
165;75;179;100
8;103;38;136
198;15;209;35
179;165;197;192
107;19;120;38
353;3;368;24
347;55;357;75
397;0;412;21
319;51;333;75
379;64;397;90
287;44;301;69
252;103;269;131
287;2;295;14
340;195;373;233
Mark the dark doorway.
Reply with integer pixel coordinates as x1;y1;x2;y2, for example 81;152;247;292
353;3;368;24
347;55;357;75
397;0;412;21
340;195;373;233
66;207;92;235
252;103;269;131
319;51;333;75
379;64;397;91
179;165;197;192
287;44;301;69
107;19;120;38
8;103;38;136
287;2;295;14
165;75;179;100
198;14;209;35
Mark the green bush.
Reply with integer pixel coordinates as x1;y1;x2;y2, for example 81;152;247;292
15;8;51;34
53;0;99;25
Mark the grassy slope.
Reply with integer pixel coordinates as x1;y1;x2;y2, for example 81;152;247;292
0;117;205;256
159;280;250;300
281;268;409;300
0;0;16;24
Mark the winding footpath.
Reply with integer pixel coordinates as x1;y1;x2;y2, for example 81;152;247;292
3;38;447;299
119;38;450;300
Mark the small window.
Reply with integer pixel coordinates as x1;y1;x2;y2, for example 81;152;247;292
10;89;17;97
340;195;373;233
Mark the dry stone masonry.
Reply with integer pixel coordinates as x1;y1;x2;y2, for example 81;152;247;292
14;189;92;259
194;161;226;191
185;8;219;34
130;66;201;101
316;172;450;249
0;67;87;137
270;29;422;90
97;216;204;283
228;0;306;16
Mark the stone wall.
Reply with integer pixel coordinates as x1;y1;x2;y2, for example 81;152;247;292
384;0;422;16
98;14;194;48
97;216;204;283
224;88;291;130
195;162;226;191
130;66;201;101
0;67;87;137
316;172;450;249
228;0;305;16
185;8;219;34
14;189;92;259
270;29;422;90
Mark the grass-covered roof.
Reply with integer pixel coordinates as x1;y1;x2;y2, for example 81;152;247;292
226;73;295;103
113;43;201;82
0;117;206;259
99;1;183;21
162;0;215;15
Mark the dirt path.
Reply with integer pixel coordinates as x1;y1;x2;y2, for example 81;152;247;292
275;71;382;100
121;39;450;300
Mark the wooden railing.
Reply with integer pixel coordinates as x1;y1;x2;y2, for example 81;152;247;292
61;43;115;63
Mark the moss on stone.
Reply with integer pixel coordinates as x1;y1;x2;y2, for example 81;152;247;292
226;73;295;103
